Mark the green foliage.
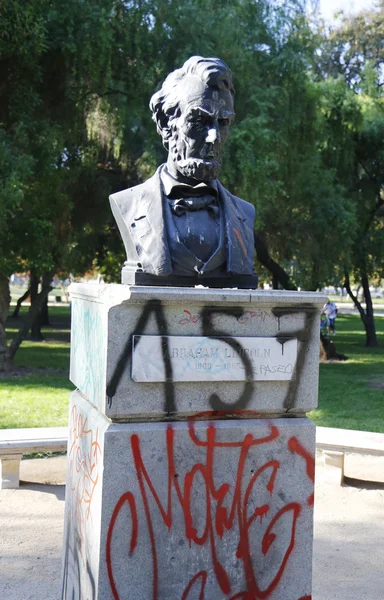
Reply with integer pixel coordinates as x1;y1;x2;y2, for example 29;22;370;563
314;4;384;92
313;9;384;295
0;0;130;282
0;130;33;275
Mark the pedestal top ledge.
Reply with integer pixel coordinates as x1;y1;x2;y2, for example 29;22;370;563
69;282;327;308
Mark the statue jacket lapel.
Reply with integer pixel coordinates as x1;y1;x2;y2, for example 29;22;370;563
217;181;255;275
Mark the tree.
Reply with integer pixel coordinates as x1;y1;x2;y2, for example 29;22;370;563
313;7;384;346
0;0;132;366
343;93;384;346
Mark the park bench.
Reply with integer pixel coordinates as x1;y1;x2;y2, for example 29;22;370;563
0;427;68;489
316;426;384;485
1;425;383;489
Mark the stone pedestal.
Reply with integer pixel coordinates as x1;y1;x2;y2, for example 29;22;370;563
62;283;325;600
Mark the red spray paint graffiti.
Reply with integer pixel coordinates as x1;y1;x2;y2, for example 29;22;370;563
288;436;315;506
178;309;274;326
106;423;314;600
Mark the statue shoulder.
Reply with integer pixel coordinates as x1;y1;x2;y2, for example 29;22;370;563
109;181;147;215
219;184;256;222
109;168;162;216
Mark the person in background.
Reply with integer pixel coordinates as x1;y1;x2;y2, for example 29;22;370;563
323;300;338;335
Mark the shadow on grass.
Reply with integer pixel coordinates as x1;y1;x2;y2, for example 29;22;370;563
13;345;70;370
6;304;71;345
0;374;73;389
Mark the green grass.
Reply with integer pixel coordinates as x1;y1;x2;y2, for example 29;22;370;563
0;305;73;428
1;305;383;433
309;313;384;432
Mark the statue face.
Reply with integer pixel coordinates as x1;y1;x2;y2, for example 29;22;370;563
167;75;235;182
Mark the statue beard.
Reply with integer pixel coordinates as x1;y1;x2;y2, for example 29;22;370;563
168;133;221;181
176;157;221;181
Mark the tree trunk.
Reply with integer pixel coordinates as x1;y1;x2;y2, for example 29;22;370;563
344;270;378;348
40;295;49;326
254;232;297;290
361;272;378;347
0;275;11;371
29;270;39;304
8;271;54;360
30;270;44;341
309;260;321;292
12;286;31;318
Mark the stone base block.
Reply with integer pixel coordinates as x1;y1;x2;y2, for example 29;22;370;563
62;391;315;599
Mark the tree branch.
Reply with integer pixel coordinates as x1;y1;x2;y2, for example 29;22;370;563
12;287;31;318
254;231;297;290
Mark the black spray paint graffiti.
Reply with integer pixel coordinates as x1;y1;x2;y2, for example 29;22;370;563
200;306;254;411
61;527;96;600
272;306;317;411
106;300;175;413
106;299;318;415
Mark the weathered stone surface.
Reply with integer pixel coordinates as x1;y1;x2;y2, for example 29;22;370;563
62;390;315;600
69;283;325;420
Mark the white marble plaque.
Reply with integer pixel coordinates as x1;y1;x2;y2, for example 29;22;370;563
132;336;297;382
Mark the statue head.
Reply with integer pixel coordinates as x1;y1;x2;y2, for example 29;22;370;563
150;56;235;182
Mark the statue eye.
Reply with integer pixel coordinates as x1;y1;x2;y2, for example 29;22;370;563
218;118;230;127
196;115;208;125
187;114;207;127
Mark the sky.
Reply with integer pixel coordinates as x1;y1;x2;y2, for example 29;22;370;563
319;0;377;22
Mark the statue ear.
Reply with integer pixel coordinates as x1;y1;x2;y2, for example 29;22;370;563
153;106;180;151
155;109;172;145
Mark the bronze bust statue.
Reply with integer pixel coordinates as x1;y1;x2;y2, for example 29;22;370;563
110;56;257;288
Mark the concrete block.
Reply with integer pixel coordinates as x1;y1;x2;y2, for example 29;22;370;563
69;283;325;421
323;450;345;485
0;455;21;489
62;390;316;599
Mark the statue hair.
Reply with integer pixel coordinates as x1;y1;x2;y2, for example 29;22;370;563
149;56;234;149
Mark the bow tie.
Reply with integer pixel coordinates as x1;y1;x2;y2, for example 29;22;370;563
167;182;217;200
167;182;219;216
169;195;219;217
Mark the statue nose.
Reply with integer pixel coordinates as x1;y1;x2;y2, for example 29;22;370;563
206;124;220;144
